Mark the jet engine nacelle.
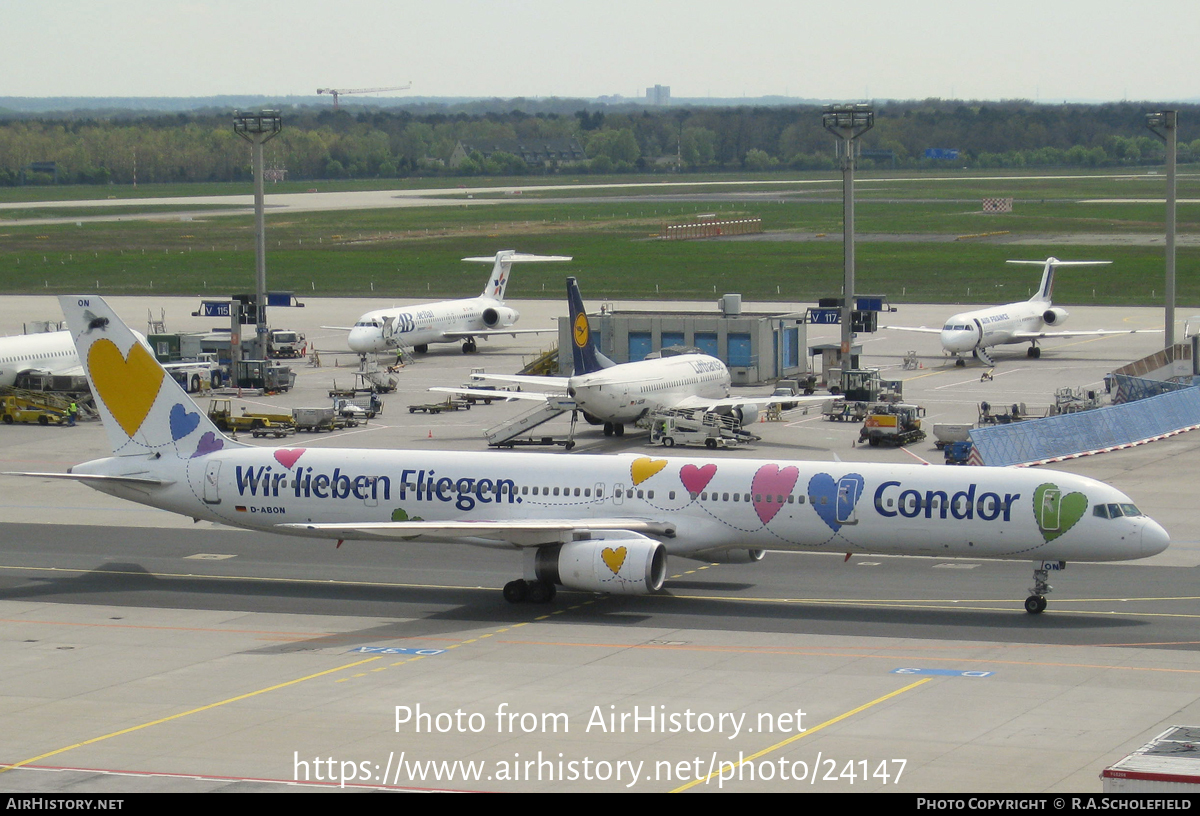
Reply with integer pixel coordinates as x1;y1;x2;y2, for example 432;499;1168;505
1042;306;1069;326
683;548;765;565
534;532;666;595
482;306;519;329
732;404;760;426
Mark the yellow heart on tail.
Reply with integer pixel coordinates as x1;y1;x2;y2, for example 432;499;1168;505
88;338;164;437
601;546;628;576
631;457;667;486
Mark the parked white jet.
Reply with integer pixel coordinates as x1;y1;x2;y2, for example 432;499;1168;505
11;295;1168;613
439;277;835;437
886;257;1155;366
342;250;570;355
0;330;82;387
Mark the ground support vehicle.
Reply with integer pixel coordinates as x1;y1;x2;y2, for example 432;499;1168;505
944;440;974;465
408;398;472;414
335;395;382;419
858;404;926;447
293;406;358;433
0;395;67;426
823;401;870;422
267;329;307;360
770;375;818;409
236;360;294;393
207;398;296;438
932;423;973;449
646;409;753;449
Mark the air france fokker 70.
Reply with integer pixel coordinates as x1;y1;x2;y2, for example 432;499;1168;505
341;250;570;355
886;257;1156;366
439;277;834;437
8;295;1169;614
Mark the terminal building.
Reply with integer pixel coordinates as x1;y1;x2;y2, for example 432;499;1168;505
556;294;808;385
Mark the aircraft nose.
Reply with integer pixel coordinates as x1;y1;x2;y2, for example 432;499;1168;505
1141;519;1170;557
940;328;972;352
347;327;374;352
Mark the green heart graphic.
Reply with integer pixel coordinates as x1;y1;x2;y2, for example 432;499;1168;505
1032;483;1088;543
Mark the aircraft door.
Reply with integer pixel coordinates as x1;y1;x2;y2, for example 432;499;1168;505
836;476;861;525
1039;488;1061;531
203;461;221;505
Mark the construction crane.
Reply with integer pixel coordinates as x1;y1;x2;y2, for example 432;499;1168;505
316;84;411;110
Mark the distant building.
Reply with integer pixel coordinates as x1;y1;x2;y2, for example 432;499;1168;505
449;138;586;169
646;85;671;106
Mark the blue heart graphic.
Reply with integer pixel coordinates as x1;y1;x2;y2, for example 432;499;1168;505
807;473;865;532
169;403;200;441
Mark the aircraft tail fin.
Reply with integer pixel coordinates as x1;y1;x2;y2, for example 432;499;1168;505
1007;257;1111;303
567;276;616;375
462;250;572;301
58;295;246;459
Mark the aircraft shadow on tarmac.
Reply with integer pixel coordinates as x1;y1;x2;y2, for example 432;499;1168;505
0;561;1170;651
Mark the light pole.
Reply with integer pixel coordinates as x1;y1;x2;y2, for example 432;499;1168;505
234;110;283;362
1146;110;1177;348
822;104;874;371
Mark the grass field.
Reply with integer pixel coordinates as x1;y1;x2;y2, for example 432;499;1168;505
0;169;1196;305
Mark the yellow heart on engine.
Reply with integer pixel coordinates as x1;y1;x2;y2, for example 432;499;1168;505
601;546;628;576
88;338;164;437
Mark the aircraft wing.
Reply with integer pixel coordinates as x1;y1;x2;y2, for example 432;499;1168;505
5;471;172;487
468;372;571;390
672;394;840;412
279;518;675;548
428;386;564;404
1010;328;1161;340
320;325;356;332
881;325;941;334
442;328;556;340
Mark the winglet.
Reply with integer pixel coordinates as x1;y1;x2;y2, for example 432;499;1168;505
58;295;244;459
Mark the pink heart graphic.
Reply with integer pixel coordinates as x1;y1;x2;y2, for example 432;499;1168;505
273;449;305;469
679;463;717;494
751;464;799;525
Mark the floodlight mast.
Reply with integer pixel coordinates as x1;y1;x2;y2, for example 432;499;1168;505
822;104;874;364
233;111;283;362
1146;110;1177;348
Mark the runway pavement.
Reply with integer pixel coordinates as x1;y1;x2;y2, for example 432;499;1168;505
1;295;1198;793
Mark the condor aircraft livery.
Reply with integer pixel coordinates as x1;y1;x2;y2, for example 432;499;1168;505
342;250;569;355
886;257;1157;366
13;296;1169;613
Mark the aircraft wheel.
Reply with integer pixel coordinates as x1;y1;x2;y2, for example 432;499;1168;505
527;580;556;604
663;437;675;447
705;438;717;449
955;359;965;368
603;422;614;437
2;414;12;424
463;342;472;353
38;415;49;426
1031;347;1041;358
1024;595;1047;614
211;371;222;388
503;579;528;604
414;344;428;354
614;424;625;437
564;441;575;450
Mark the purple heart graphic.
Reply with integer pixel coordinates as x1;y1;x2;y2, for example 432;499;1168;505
169;403;200;441
807;473;865;532
751;464;799;525
191;431;224;458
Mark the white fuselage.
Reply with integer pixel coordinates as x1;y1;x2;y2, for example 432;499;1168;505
940;301;1049;355
73;447;1168;565
568;354;732;424
348;296;514;353
0;331;80;387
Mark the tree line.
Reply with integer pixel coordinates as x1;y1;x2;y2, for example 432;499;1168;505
0;100;1195;186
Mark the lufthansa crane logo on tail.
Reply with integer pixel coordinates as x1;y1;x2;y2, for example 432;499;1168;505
573;313;589;348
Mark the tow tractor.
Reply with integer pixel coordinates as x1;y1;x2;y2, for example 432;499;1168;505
858;403;926;447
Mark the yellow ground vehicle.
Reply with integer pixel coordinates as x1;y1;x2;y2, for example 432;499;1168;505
1;395;67;426
206;398;295;438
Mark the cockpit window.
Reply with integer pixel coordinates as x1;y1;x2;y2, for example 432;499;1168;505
1119;503;1142;517
1095;503;1143;520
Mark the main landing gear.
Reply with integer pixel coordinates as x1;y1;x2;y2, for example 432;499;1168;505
1026;345;1041;358
462;338;478;353
503;579;557;604
1024;562;1060;614
603;422;625;437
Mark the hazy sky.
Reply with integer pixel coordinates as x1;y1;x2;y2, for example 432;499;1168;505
4;0;1197;102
